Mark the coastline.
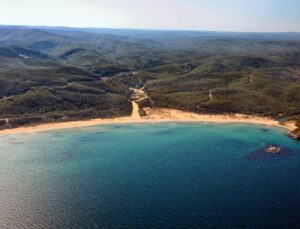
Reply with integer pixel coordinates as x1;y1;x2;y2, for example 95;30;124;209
0;107;296;135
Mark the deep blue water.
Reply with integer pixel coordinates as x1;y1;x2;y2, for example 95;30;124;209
0;123;299;228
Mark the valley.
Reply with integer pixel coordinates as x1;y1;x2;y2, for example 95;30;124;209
0;26;299;138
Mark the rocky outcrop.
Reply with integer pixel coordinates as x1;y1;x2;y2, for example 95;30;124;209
290;128;300;140
0;118;9;129
265;146;282;154
246;144;293;161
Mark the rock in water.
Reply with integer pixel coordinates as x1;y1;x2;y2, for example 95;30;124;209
246;144;293;161
265;146;282;154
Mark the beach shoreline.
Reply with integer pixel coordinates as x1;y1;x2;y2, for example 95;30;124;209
0;107;296;135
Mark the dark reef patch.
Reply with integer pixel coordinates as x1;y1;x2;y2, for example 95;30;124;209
260;128;270;133
230;139;256;148
8;140;24;145
152;129;173;135
94;132;103;135
57;150;75;162
246;144;293;162
78;135;103;144
112;125;124;129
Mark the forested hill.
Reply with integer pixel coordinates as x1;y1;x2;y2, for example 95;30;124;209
0;25;299;136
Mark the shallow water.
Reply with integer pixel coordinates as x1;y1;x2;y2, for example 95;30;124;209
0;123;299;228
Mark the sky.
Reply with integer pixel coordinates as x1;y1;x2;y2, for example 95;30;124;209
0;0;299;32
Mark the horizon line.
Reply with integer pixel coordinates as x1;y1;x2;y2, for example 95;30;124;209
0;24;299;34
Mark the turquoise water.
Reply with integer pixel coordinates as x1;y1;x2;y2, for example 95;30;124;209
0;123;299;228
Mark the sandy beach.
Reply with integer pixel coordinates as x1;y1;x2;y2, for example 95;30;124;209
0;106;296;135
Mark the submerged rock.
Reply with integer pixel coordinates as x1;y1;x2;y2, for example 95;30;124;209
260;128;269;133
246;144;293;161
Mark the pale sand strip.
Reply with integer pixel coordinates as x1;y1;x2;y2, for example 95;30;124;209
0;107;296;135
131;101;141;119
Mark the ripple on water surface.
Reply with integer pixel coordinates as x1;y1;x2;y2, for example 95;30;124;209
0;123;299;228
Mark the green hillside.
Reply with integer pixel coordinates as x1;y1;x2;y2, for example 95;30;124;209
0;26;299;136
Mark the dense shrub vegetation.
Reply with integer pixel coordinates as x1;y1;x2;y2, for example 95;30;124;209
0;26;299;131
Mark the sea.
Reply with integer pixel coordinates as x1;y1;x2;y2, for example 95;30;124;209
0;123;299;228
